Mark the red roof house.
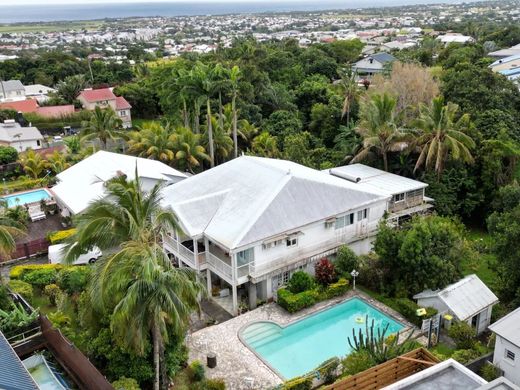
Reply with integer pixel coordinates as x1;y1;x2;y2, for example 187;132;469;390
77;88;132;128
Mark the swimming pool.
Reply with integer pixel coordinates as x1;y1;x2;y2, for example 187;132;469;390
2;189;50;207
240;297;404;379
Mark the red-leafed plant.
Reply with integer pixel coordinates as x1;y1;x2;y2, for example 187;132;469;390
315;258;337;285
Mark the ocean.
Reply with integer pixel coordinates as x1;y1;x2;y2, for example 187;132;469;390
0;1;471;24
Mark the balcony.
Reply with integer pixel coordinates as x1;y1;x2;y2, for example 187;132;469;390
162;235;206;270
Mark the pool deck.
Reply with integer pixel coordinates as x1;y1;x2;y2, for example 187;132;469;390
186;289;418;390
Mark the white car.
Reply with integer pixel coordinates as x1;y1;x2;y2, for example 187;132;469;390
48;243;102;265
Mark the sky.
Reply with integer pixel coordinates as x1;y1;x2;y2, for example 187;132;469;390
1;0;299;4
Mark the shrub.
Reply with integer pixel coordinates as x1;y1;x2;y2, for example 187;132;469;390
112;377;141;390
281;376;312;390
10;264;63;280
335;245;359;276
451;349;479;364
21;268;58;288
190;360;205;382
277;288;319;313
0;284;11;310
0;146;18;164
44;284;61;305
165;339;188;378
287;271;314;293
57;267;91;294
8;280;33;300
448;321;476;350
48;228;77;245
480;362;501;381
323;278;349;299
315;258;336;285
315;357;340;384
47;310;71;327
393;298;421;325
202;379;226;390
342;349;376;376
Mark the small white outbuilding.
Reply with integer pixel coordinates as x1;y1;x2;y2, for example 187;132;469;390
489;306;520;386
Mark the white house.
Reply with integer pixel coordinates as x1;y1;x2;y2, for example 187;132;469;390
436;34;475;45
0;120;43;151
23;84;56;103
414;274;498;335
51;151;187;216
489;306;520;385
0;80;25;102
160;156;428;315
326;164;432;224
352;52;396;76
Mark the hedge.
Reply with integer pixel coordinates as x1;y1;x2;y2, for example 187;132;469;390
277;288;319;313
281;376;312;390
21;268;59;288
322;278;349;300
8;280;34;300
393;298;437;327
10;264;63;280
48;229;77;245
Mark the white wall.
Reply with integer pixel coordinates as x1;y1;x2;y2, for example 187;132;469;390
493;336;520;385
8;139;42;151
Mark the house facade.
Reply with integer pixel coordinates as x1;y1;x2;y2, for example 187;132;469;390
489;307;520;385
77;88;132;128
0;80;25;102
414;274;498;335
0;120;43;151
352;52;396;76
161;157;429;315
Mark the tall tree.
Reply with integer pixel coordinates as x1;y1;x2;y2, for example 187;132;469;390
128;122;175;165
351;93;405;171
229;65;241;158
337;66;361;127
413;96;475;179
81;106;125;150
171;127;210;173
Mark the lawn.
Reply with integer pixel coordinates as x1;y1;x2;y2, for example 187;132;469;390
461;227;499;292
431;342;455;358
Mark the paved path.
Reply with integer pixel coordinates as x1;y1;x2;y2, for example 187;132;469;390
201;299;233;323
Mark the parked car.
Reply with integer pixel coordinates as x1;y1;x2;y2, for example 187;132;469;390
48;243;102;265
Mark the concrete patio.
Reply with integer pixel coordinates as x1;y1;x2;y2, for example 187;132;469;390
187;289;417;390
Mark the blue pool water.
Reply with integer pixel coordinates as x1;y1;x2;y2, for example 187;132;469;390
241;298;404;379
2;189;50;207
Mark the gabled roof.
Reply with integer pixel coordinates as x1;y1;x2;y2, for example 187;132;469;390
0;122;43;142
24;84;56;96
115;96;131;110
0;79;24;93
78;88;117;102
161;156;389;250
371;52;396;63
52;151;187;215
327;164;427;196
489;306;520;348
413;275;498;321
0;99;39;113
0;331;38;390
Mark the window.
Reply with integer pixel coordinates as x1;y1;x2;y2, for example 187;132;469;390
237;248;254;266
275;271;290;287
286;237;298;247
407;189;423;198
119;110;127;117
393;193;405;202
335;213;354;229
262;239;282;250
36;140;41;146
505;349;516;361
357;208;368;221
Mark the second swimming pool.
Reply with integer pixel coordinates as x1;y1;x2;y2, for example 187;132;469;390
240;297;404;379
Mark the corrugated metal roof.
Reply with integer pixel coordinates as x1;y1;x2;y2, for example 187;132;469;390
0;80;24;93
0;122;43;142
327;164;427;196
161;156;389;250
489;306;520;348
414;275;498;321
0;331;39;390
52;151;187;214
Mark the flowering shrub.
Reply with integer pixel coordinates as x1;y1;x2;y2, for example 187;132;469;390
315;258;336;285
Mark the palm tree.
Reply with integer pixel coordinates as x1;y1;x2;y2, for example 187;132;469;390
81;106;125;150
128;122;175;165
338;66;361;127
0;203;25;258
171;127;209;173
203;116;233;165
413;96;475;179
252;131;279;158
351;93;406;171
229;65;241;158
19;149;46;178
55;74;89;103
47;150;70;174
64;135;81;154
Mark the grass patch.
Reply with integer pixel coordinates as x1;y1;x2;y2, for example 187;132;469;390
431;342;455;358
461;227;499;292
0;21;103;33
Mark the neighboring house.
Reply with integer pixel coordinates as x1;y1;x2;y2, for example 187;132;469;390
51;150;187;216
326;164;433;224
160;156;428;315
23;84;56;102
352;52;396;76
436;34;475;45
0;120;43;151
489;55;520;82
77;88;132;128
381;40;417;51
384;358;519;390
489;43;520;59
489;306;520;385
0;99;75;118
0;80;26;102
0;331;38;390
414;274;498;335
0;99;39;113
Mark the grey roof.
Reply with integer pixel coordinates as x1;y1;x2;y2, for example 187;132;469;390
0;122;43;142
371;52;397;63
413;275;498;321
0;80;24;93
0;331;39;390
327;164;427;196
480;377;520;390
383;359;487;390
489;306;520;348
161;156;389;250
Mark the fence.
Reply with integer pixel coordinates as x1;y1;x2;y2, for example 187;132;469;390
1;237;49;263
39;316;113;390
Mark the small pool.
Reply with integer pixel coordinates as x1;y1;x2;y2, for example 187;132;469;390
23;354;67;390
2;189;50;207
240;297;404;379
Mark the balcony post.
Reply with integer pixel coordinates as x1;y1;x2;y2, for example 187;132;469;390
231;252;238;315
193;238;199;270
206;268;212;295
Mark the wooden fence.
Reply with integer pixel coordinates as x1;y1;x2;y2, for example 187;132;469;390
1;237;49;263
324;348;439;390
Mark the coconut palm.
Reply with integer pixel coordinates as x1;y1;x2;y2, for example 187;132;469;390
0;204;25;258
47;150;70;174
171;127;209;173
413;96;475;179
252;131;280;158
351;93;406;171
55;74;89;103
81;106;125;150
229;65;241;158
18;149;47;178
338;66;361;127
203;116;233;165
128;122;175;165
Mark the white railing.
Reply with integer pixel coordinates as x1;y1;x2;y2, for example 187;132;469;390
207;252;233;281
163;235;205;269
237;263;250;279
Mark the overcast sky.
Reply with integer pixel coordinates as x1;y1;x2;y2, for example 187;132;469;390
2;0;297;4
